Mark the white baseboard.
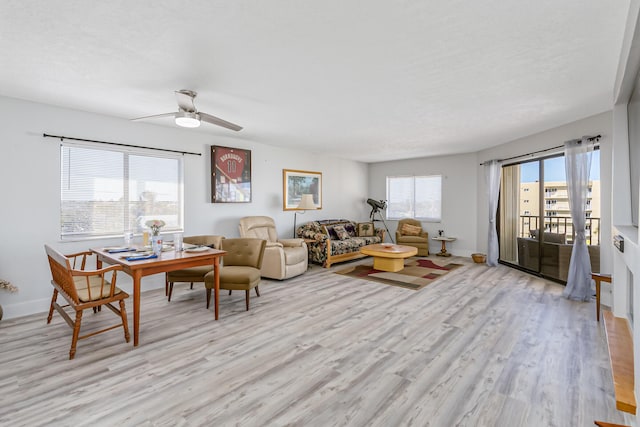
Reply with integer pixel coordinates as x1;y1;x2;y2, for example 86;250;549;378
2;297;51;320
1;277;166;320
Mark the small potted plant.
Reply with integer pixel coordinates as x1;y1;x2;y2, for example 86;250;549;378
145;219;166;236
0;279;18;321
145;219;166;254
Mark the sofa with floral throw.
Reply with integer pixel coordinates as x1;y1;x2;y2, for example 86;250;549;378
296;219;385;268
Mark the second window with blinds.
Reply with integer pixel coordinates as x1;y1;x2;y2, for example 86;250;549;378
386;175;442;221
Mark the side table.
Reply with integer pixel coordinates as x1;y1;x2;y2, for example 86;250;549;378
432;236;456;257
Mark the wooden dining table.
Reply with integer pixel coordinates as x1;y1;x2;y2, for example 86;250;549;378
91;246;226;346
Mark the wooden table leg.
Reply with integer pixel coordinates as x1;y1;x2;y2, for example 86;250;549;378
596;279;601;322
214;257;220;320
132;270;142;346
436;240;451;257
592;273;611;322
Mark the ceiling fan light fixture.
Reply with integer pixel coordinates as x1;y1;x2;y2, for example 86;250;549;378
175;111;201;128
131;90;241;131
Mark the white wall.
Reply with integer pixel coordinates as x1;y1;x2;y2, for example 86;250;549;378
0;95;369;319
368;152;479;256
475;111;614;273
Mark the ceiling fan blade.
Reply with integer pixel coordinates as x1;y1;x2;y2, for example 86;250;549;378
175;90;197;112
199;112;243;131
131;112;176;121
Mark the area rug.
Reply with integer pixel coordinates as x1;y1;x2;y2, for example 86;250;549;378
334;257;463;290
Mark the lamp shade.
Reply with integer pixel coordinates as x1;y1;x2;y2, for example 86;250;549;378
175;111;201;128
297;194;316;210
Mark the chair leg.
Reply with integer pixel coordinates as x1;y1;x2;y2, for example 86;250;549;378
190;282;194;290
70;310;83;360
245;290;250;311
255;286;260;297
228;290;232;295
168;283;174;302
206;288;211;309
119;300;130;343
165;274;169;296
47;289;58;324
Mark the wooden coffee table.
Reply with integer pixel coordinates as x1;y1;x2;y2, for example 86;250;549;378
360;244;418;272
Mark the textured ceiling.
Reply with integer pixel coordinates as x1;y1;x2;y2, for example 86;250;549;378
0;1;630;162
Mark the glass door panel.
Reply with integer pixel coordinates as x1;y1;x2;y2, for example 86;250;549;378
498;151;601;283
499;161;541;274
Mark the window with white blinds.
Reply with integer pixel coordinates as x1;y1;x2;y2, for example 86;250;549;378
386;175;442;221
60;143;183;240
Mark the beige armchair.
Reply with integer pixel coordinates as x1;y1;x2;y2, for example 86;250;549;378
165;235;224;301
395;218;429;256
204;238;267;311
238;216;308;280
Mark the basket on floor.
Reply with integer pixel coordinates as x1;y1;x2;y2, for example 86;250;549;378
471;253;486;263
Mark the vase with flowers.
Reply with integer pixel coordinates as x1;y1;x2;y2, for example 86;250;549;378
146;219;166;255
0;279;18;321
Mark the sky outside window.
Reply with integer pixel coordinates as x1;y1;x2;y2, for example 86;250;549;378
520;150;600;182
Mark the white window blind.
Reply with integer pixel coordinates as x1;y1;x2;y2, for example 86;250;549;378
386;175;442;221
61;143;183;240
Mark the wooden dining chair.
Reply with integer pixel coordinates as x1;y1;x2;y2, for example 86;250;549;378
165;235;224;301
45;244;130;359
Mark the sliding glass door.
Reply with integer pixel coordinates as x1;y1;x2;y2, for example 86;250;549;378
498;152;600;282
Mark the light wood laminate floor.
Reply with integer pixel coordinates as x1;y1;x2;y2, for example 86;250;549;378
0;257;630;426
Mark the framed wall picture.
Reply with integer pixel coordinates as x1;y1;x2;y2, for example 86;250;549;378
283;169;322;210
211;145;251;203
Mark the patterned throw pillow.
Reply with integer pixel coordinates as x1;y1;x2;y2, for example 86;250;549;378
343;223;357;237
401;223;422;236
333;225;351;240
323;225;339;240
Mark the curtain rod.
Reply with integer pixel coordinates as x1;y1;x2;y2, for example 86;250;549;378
479;134;601;166
43;133;202;156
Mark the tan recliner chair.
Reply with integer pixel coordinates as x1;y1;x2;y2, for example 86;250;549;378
238;216;308;280
165;235;224;301
395;218;429;256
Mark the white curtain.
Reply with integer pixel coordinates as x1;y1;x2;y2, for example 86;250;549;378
563;138;594;301
485;160;502;266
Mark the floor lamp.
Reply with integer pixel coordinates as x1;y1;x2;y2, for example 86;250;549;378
293;194;317;237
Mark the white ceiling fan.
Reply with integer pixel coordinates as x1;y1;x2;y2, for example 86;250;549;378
131;89;242;131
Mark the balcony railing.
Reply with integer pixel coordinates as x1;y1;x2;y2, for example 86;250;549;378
519;215;600;246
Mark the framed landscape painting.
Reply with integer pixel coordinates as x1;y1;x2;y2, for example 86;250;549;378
211;145;251;203
283;169;322;210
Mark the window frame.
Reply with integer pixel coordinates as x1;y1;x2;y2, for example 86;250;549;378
60;141;184;241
